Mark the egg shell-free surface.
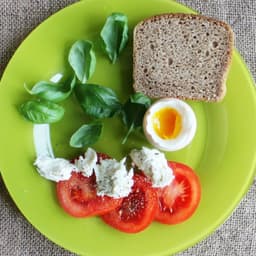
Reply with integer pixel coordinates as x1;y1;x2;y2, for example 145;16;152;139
143;98;197;151
0;0;256;255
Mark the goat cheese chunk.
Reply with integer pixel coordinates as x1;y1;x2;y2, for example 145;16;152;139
130;147;174;188
94;158;134;198
34;156;77;182
74;148;97;177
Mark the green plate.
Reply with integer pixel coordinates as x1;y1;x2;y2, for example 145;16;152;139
0;0;256;255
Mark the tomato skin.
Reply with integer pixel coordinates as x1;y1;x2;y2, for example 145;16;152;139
96;152;110;162
155;162;201;224
56;152;123;218
101;174;158;233
57;172;123;217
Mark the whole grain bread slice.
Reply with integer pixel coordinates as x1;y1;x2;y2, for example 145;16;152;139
133;14;234;102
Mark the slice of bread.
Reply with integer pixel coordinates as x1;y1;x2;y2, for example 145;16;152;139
133;14;234;102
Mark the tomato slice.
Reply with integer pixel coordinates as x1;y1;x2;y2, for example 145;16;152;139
96;152;110;162
57;172;123;217
101;174;158;233
56;152;123;218
155;162;201;224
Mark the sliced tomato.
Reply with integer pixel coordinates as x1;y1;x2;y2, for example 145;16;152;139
101;174;158;233
56;152;122;217
96;152;110;162
155;162;201;224
57;172;123;217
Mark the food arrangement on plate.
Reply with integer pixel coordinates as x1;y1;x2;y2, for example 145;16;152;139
18;12;234;233
0;0;255;254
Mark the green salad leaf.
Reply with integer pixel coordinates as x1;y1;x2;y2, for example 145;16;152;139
121;92;151;144
100;13;129;63
70;123;103;148
24;76;76;102
75;83;122;119
68;40;96;84
19;100;65;124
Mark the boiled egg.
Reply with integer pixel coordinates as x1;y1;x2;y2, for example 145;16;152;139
143;98;197;151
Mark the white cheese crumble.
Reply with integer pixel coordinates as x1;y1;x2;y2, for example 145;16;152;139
34;146;173;197
33;124;54;158
94;158;134;198
34;156;77;182
130;147;174;188
74;148;97;177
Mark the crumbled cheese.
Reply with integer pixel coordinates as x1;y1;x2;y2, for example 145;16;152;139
130;147;174;187
34;156;77;182
74;148;97;177
94;158;134;198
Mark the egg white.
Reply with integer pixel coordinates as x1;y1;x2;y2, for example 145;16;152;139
143;98;197;151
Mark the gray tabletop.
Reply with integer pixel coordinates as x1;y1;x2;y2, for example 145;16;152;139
0;0;255;255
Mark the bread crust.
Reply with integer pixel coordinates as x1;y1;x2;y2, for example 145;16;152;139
133;13;234;102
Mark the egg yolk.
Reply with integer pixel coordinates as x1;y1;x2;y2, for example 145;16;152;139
152;107;182;139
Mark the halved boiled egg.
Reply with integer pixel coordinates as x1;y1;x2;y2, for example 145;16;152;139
143;98;197;151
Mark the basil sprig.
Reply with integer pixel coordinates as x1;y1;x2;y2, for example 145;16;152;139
70;123;103;148
121;93;151;144
68;40;96;84
75;83;122;119
100;13;129;63
19;13;145;148
19;100;65;124
24;76;76;103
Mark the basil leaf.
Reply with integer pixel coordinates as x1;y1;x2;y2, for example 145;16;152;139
75;83;122;119
70;123;103;148
122;92;151;144
130;92;151;107
100;13;129;63
24;76;76;102
19;100;65;124
68;40;96;84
